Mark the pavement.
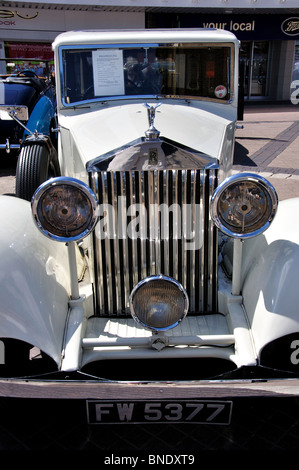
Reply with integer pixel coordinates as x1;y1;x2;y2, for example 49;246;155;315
234;102;299;201
1;102;299;201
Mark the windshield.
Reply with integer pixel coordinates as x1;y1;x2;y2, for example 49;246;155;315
60;43;233;105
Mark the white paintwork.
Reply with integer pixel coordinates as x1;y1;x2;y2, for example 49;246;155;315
0;196;70;365
221;197;299;359
58;102;234;169
2;28;299;385
241;198;299;356
53;28;239;50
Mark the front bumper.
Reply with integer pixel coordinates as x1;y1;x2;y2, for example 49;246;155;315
1;376;299;400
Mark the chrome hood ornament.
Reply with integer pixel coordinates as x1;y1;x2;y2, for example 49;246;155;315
144;103;161;141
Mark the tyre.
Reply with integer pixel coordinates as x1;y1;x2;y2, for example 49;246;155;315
16;140;60;201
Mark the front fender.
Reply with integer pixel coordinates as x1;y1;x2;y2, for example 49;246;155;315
240;198;299;357
24;94;56;138
0;195;70;365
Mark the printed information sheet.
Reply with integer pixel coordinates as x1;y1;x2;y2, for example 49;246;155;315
92;49;125;96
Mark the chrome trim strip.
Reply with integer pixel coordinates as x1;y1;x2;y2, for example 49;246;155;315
120;171;130;310
1;377;298;399
208;170;218;311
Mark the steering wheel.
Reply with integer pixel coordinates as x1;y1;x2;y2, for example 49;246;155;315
16;70;39;78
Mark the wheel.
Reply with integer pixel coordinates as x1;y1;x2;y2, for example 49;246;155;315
16;141;60;201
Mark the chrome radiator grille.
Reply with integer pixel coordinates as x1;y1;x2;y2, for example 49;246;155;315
90;169;218;316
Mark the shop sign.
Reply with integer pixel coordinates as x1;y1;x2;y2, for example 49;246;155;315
281;18;299;37
154;14;299;40
0;9;38;20
203;20;255;33
0;9;38;26
196;15;277;39
0;7;144;32
7;42;53;60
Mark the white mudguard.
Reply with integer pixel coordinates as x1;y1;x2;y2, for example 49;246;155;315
0;195;71;365
240;197;299;357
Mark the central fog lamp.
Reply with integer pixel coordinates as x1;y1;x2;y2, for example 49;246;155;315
130;275;189;331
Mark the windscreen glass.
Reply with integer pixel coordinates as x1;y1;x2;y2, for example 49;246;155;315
61;43;233;105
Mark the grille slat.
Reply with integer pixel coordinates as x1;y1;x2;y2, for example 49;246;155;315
92;169;217;316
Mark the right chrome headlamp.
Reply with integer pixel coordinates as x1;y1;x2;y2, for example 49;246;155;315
211;173;278;238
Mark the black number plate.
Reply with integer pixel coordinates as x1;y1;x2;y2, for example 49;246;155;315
86;400;233;425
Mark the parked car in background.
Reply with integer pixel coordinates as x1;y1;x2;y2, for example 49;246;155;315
0;69;59;199
0;29;299;426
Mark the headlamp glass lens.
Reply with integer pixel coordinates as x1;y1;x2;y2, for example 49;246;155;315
219;180;269;233
211;174;278;238
32;178;98;241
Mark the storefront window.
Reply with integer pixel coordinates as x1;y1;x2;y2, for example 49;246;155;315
251;42;269;97
240;41;270;100
292;41;299;81
2;42;54;77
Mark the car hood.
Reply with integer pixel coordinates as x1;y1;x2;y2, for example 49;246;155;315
59;101;236;167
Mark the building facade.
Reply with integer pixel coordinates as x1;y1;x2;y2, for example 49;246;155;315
0;1;298;102
148;10;299;102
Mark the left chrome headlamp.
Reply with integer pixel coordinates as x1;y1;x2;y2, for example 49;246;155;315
31;177;98;242
130;275;189;331
211;173;278;238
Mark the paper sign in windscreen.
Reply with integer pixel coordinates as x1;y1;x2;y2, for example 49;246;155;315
92;49;125;96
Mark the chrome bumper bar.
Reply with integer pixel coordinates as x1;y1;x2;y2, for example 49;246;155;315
0;377;299;399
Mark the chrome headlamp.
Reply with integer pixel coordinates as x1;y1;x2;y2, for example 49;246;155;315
211;173;278;238
130;275;189;331
31;177;98;242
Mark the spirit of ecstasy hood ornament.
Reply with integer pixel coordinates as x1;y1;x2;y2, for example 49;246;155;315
144;103;161;141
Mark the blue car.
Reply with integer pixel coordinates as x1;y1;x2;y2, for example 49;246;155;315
0;70;60;200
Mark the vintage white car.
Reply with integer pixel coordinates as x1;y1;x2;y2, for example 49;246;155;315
0;28;298;425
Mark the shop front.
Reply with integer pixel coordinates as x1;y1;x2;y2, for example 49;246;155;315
0;6;144;76
147;12;299;102
239;40;270;100
0;6;298;102
1;42;54;77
